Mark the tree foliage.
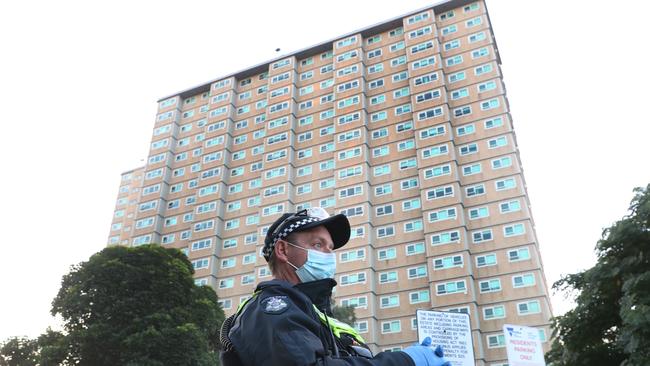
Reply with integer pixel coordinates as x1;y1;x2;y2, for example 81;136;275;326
547;184;650;366
0;337;38;366
49;244;224;366
0;329;66;366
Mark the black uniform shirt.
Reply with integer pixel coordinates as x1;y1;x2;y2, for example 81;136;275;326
224;279;414;366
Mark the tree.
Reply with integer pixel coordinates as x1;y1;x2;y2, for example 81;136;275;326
0;337;38;366
36;328;66;366
547;184;650;366
332;304;356;326
50;244;224;366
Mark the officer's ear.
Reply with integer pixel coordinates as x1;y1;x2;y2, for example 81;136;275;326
274;240;290;264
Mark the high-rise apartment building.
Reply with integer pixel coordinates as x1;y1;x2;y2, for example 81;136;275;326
108;1;552;363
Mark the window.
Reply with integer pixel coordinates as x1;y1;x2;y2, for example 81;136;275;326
429;207;456;222
513;273;536;288
375;204;393;217
483;305;506;320
476;254;497;267
478;80;497;92
508;247;530;262
375;184;392;196
399;158;417;170
381;320;401;334
427;186;453;200
486;334;508;349
439;10;454;20
241;274;255;285
370;94;385;105
430;230;460;246
338;111;360;125
221;257;236;268
402;198;420;211
441;24;457;36
443;39;460;51
371;165;391;178
339;166;362;180
466;16;482;28
367;49;382;59
424;164;451;179
339;272;366;286
410;290;430;304
408;265;427;279
488;136;508;149
492;156;512;169
518;300;541;315
404;219;423;233
496;177;517;191
401;178;418;190
398;139;415;151
372;146;389;158
436;280;466;295
462;163;481;176
339;185;362;199
338;129;361;143
434;255;463;270
377;225;395;238
411;41;434;54
368;79;384;90
406;242;425;255
378;247;396;260
422;144;449;159
380;295;400;309
341;297;368;309
472;47;489;59
479;279;502;293
465;184;485;197
193;258;210;270
500;199;521;213
469;206;489;220
391;56;407;67
297;166;312;177
504;223;525;237
225;219;240;230
223;239;237;249
379;271;398;284
340;248;365;263
485;116;504;129
413;72;438;86
218;278;234;289
475;63;493;76
472;229;493;243
417;107;443;121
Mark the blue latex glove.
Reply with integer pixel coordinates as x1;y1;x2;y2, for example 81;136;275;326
402;337;451;366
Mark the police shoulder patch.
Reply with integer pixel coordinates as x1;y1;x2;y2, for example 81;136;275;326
261;296;290;314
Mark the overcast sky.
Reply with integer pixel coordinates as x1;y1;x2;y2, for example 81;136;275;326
1;0;648;340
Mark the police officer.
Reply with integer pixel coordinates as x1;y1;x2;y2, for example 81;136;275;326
220;207;450;366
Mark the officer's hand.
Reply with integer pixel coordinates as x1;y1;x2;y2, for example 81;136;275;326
402;337;451;366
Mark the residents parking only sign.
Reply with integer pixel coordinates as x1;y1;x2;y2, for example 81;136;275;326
503;324;546;366
416;310;475;366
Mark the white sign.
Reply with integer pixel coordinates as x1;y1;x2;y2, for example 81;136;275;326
503;324;546;366
416;310;475;366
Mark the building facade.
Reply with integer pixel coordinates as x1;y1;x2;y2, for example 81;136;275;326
108;1;552;364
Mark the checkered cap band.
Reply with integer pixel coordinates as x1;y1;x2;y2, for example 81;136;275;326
263;217;320;259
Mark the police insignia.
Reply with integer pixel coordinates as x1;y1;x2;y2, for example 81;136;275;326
262;296;289;314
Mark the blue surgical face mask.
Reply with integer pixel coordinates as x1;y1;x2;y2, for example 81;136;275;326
285;241;336;282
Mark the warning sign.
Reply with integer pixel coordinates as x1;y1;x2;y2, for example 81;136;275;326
503;324;546;366
416;310;475;366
